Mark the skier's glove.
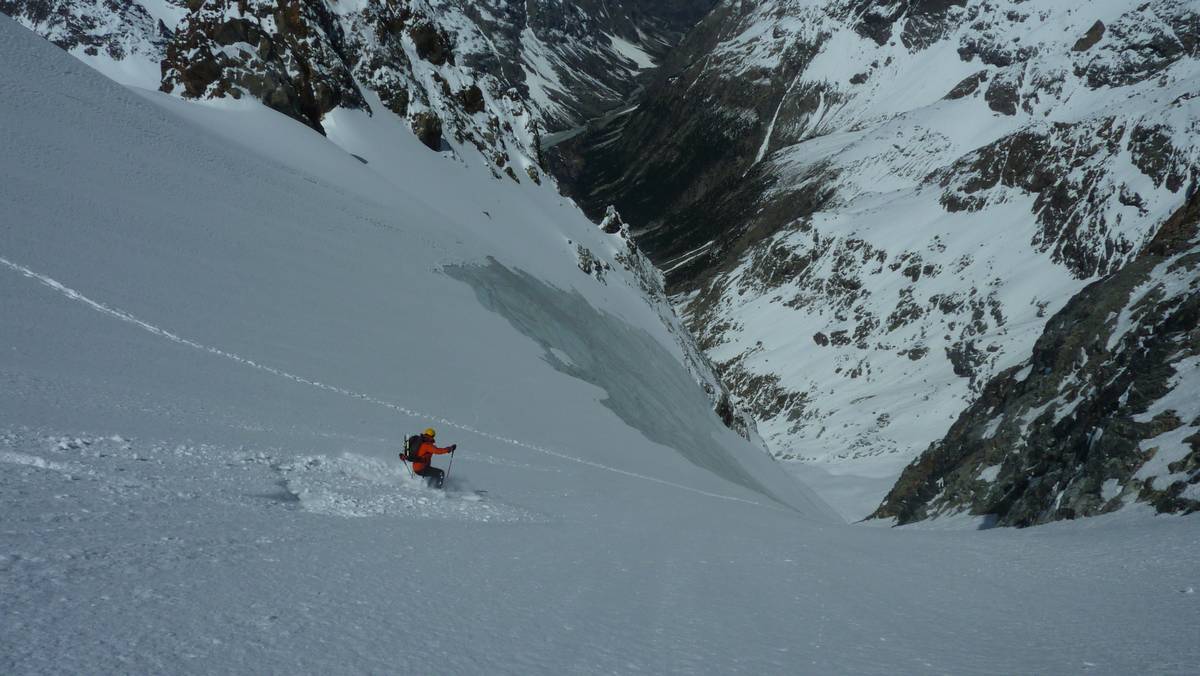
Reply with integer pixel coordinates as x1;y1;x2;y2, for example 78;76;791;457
450;445;457;452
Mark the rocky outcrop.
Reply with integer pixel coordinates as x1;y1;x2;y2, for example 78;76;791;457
410;111;443;150
160;0;365;134
874;192;1200;526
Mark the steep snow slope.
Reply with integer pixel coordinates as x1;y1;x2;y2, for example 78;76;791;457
0;15;816;514
556;0;1200;519
3;16;1200;674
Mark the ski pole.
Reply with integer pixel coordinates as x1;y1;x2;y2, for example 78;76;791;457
445;446;457;483
399;452;414;479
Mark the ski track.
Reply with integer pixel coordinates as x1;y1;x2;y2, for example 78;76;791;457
0;254;775;510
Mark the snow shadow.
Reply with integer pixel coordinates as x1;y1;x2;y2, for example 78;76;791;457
446;258;778;501
250;479;304;507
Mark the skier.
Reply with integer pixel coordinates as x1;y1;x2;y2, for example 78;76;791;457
408;427;456;489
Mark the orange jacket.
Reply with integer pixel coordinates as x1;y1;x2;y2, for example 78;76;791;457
411;438;453;472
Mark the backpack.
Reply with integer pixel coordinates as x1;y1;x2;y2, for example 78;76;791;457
400;434;423;463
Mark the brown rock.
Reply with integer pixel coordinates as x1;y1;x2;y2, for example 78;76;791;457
945;71;986;100
410;22;451;65
411;112;443;150
458;84;485;115
1072;20;1105;52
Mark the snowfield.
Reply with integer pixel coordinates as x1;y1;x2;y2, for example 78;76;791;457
2;15;1199;675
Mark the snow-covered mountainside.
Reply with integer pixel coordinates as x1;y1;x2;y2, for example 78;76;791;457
2;0;529;182
555;0;1200;519
4;9;1200;672
0;0;713;137
875;193;1200;527
461;0;717;130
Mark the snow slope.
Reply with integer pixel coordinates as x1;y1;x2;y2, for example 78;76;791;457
3;16;1200;674
0;11;824;513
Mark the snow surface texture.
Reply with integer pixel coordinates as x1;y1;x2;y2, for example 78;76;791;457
8;427;1198;674
3;15;1200;675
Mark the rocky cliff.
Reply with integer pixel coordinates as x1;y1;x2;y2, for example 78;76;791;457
874;192;1199;526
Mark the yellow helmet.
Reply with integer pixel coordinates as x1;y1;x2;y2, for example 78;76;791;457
424;427;437;438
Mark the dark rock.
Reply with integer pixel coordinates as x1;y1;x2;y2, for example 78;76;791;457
411;111;443;150
1129;124;1188;192
984;76;1019;115
945;71;986;99
457;84;485;115
409;21;451;65
1072;20;1105;52
384;89;410;117
600;205;626;234
845;0;966;49
212;18;248;46
944;340;985;379
576;244;606;282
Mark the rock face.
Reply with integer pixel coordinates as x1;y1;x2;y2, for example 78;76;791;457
155;0;553;166
160;0;365;134
553;0;1200;516
874;193;1200;526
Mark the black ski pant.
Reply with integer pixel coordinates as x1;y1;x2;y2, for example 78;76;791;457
416;466;444;488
